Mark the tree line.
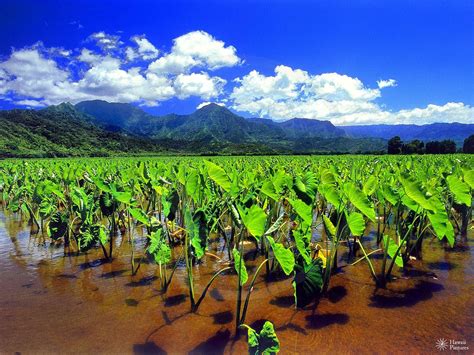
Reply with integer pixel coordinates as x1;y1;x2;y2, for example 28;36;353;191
387;134;474;154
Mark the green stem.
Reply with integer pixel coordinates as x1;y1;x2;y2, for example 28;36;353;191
240;258;269;325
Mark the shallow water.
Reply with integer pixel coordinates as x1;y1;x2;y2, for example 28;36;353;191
0;210;473;354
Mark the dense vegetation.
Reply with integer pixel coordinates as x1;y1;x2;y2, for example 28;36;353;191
0;155;472;352
387;135;474;154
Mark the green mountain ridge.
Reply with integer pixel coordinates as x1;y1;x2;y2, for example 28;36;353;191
1;100;388;157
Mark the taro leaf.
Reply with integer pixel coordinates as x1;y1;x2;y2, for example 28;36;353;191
288;199;312;226
401;194;419;212
48;212;68;240
400;178;435;212
382;185;399;206
320;169;335;184
273;170;292;194
147;229;171;264
319;183;342;211
204;160;231;192
293;171;317;205
427;198;455;247
259;321;280;355
322;215;336;238
293;228;311;264
93;178;112;193
346;211;365;237
238;204;267;240
99;192;116;216
247;327;260;355
166;189;180;221
266;236;295;276
259;321;280;354
263;213;285;237
78;224;103;251
111;191;132;205
129;207;149;226
39;199;55;218
186;170;201;202
261;180;279;201
245;321;280;355
382;235;405;268
232;247;248;286
363;175;377;196
463;169;474;189
292;257;323;308
446;175;471;206
344;182;376;222
191;209;208;259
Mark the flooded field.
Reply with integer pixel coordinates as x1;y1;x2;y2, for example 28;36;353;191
1;209;472;354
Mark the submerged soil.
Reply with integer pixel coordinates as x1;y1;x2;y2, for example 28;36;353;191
0;210;473;354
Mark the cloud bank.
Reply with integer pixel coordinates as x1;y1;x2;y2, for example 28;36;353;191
0;31;472;125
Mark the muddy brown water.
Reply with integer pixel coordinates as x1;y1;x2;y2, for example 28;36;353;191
0;210;473;354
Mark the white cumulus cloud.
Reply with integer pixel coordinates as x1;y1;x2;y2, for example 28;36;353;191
197;102;226;109
148;30;241;75
230;65;473;125
377;79;397;89
0;31;237;107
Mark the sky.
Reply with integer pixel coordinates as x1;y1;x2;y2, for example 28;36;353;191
0;0;472;125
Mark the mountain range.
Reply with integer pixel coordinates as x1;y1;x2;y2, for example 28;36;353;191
0;100;472;158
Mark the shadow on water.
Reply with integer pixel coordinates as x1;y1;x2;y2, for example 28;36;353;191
427;261;457;271
369;281;444;308
327;285;347;303
125;275;158;287
211;310;233;325
189;328;231;355
133;342;167;355
101;269;127;278
269;295;294;308
305;313;350;329
125;298;139;307
79;258;109;270
164;293;187;307
210;288;225;302
56;273;77;279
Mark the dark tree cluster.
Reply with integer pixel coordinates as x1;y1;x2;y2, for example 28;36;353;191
387;136;464;154
463;134;474;154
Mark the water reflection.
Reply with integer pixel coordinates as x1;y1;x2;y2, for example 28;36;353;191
0;210;473;353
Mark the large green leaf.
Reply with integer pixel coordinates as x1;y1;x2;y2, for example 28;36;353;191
147;229;171;264
238;204;267;240
427;198;455;247
292;257;323;308
363;175;377;196
446;175;471;206
344;183;376;222
204;160;231;192
288;199;312;226
48;211;68;240
346;211;365;236
463;169;474;189
233;248;248;286
382;235;404;267
400;178;435;212
319;183;341;210
322;215;336;237
129;207;149;226
293;228;311;264
266;236;295;276
245;321;280;355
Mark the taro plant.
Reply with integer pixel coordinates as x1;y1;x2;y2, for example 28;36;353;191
240;321;280;355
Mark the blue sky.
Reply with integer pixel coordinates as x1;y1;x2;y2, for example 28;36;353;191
0;0;472;125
